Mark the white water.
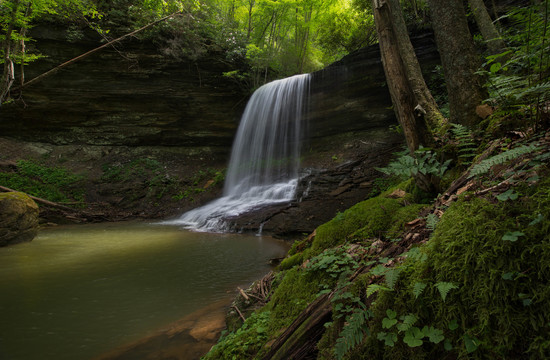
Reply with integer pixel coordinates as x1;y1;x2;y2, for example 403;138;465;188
169;74;310;232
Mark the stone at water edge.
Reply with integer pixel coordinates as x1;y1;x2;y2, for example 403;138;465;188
0;192;39;246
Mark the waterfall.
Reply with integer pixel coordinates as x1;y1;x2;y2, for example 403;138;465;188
169;74;310;232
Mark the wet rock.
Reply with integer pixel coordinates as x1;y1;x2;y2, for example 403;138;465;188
0;192;39;247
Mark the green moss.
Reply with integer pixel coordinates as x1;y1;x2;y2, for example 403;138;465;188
264;267;322;333
355;177;550;359
309;195;423;257
278;252;304;270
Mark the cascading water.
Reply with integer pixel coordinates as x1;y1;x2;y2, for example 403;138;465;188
169;73;310;232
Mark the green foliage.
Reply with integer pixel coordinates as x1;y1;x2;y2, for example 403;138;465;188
478;3;550;127
468;143;540;178
334;309;371;360
202;310;271;360
376;147;451;179
434;281;458;302
450;124;476;166
0;160;84;204
306;246;359;282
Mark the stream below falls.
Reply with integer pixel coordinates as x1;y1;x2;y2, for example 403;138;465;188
0;222;289;360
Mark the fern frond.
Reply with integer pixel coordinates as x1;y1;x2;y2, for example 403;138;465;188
468;144;540;178
413;282;427;299
334;310;370;360
435;282;459;301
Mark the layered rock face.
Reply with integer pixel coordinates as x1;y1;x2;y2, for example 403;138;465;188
0;192;39;246
0;25;246;158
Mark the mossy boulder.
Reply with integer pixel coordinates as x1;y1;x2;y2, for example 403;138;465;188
0;192;39;246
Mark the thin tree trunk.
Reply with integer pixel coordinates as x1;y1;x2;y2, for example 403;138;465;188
426;0;487;127
373;1;421;152
387;0;444;129
468;0;507;54
373;0;436;192
0;0;20;105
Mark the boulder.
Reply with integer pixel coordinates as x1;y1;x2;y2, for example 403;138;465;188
0;192;39;247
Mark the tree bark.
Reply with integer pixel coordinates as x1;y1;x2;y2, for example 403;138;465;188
387;0;444;129
468;0;507;54
372;0;433;153
0;0;20;105
426;0;487;127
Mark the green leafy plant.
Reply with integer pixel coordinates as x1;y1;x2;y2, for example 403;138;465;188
468;143;540;178
377;147;452;179
434;282;459;302
450;124;477;165
0;160;85;204
334;309;372;360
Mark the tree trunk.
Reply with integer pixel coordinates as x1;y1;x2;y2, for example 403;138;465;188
468;0;507;54
0;0;21;105
387;0;444;129
426;0;487;127
373;0;423;153
373;0;436;192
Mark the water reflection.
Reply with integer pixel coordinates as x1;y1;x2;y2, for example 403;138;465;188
0;222;288;360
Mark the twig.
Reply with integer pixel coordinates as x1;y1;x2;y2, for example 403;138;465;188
232;305;246;323
237;287;250;301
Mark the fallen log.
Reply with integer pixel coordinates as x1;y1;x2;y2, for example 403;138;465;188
0;185;78;212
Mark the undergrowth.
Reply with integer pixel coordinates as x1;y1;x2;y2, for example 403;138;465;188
0;160;85;204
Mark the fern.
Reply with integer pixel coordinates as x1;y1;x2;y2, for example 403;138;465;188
435;282;459;301
384;268;402;290
468;144;540;178
451;124;476;165
366;284;392;298
334;310;371;360
413;282;427;299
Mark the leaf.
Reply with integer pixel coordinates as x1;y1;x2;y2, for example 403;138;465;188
403;327;424;347
448;319;459;331
501;272;516;280
377;331;397;347
490;62;502;73
529;213;544;226
502;231;525;242
397;314;418;332
463;334;479;353
435;282;459;301
422;326;445;344
444;339;453;351
413;282;427;299
366;284;391;298
496;189;519;201
384;268;402;290
370;264;388;276
382;317;398;329
386;309;397;319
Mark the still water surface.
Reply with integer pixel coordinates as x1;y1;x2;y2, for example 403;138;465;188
0;222;289;360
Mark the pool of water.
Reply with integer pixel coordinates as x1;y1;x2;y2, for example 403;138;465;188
0;222;289;360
